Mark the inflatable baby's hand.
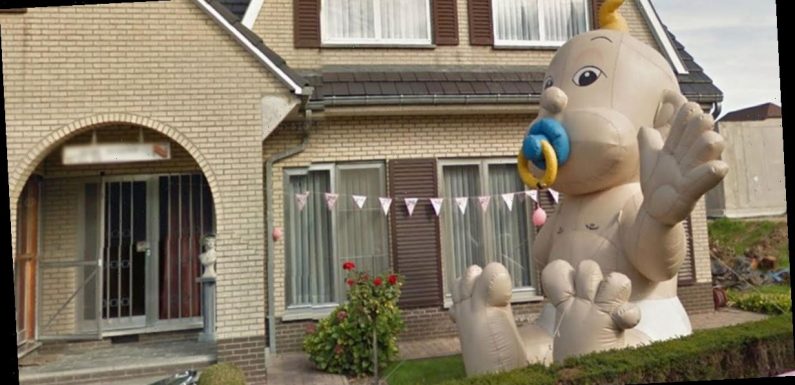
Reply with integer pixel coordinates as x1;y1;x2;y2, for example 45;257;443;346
542;259;640;363
638;92;728;225
449;263;528;376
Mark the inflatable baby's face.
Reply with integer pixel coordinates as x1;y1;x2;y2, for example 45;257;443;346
538;30;680;195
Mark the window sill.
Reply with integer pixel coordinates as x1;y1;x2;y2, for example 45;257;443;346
320;43;436;49
281;305;338;321
492;44;561;51
443;289;544;309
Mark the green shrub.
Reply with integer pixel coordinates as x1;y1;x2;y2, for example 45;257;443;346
197;363;245;385
728;286;792;314
404;314;794;385
304;261;405;376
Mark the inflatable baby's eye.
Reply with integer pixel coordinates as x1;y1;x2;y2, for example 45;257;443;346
572;66;603;87
543;77;554;90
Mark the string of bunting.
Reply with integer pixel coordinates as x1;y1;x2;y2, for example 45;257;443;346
294;188;560;217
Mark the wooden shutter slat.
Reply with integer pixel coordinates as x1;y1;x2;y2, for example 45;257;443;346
468;0;493;46
389;158;443;308
678;216;696;285
592;0;606;29
433;0;459;46
294;0;321;48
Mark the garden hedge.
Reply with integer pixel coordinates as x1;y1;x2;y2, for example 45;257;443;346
437;314;794;385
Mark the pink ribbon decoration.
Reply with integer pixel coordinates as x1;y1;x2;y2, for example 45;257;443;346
478;196;491;213
324;192;339;210
295;191;310;212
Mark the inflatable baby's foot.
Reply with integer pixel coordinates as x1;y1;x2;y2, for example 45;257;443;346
542;259;641;363
449;262;529;376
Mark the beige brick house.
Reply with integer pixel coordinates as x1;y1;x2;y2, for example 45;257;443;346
4;0;722;383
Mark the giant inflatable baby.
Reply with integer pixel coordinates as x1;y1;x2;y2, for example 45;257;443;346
449;0;728;375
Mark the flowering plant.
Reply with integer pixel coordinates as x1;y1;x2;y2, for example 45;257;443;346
303;261;405;376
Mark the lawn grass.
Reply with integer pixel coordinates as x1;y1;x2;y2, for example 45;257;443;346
707;217;789;268
383;354;466;385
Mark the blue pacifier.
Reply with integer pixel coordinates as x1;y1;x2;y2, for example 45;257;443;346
522;118;570;170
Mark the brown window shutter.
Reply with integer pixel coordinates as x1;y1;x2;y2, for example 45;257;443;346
294;0;321;48
433;0;459;46
678;216;696;285
468;0;493;46
592;0;605;29
388;159;444;309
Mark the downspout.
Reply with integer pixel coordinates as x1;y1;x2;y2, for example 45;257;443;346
266;100;313;355
711;101;723;120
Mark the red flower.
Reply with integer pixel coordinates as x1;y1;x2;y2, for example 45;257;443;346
388;274;398;285
342;261;356;271
373;277;383;286
346;278;355;286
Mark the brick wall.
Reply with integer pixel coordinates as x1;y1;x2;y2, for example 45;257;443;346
216;336;267;385
678;282;715;314
253;0;661;69
2;0;292;340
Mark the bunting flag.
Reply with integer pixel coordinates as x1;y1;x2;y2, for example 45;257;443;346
295;191;310;212
549;189;560;204
525;190;538;203
455;197;468;214
478;196;491;213
352;195;367;209
430;198;444;217
404;198;419;216
379;197;393;215
324;192;339;210
501;193;514;211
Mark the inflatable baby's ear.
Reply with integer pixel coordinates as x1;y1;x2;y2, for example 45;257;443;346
599;0;629;32
653;89;687;139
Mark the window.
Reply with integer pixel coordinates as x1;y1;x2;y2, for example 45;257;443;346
284;163;389;309
321;0;432;45
439;160;536;299
492;0;590;47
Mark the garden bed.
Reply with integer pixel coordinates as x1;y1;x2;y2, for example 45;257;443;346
385;314;794;385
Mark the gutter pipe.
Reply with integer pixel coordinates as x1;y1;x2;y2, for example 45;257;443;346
266;100;313;356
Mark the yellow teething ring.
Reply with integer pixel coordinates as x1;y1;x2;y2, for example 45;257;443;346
517;140;558;189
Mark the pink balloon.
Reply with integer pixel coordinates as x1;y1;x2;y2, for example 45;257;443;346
272;227;284;242
532;207;547;227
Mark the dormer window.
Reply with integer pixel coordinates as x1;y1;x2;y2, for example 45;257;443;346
492;0;590;47
320;0;433;46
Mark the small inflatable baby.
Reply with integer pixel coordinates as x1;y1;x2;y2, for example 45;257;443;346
449;0;728;375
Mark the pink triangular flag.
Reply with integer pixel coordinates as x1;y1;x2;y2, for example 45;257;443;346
501;193;514;211
295;191;310;212
455;197;468;214
324;193;338;210
352;195;367;209
525;190;538;203
478;196;491;213
405;198;419;216
379;197;392;215
549;189;560;204
430;198;444;217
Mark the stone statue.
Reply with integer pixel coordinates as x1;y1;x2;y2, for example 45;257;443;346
199;234;217;279
450;0;728;376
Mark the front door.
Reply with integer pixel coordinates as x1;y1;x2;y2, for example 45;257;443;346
101;178;151;330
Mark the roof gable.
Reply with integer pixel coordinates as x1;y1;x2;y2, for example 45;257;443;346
720;103;782;122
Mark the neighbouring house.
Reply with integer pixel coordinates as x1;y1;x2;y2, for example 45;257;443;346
3;1;723;384
706;103;786;218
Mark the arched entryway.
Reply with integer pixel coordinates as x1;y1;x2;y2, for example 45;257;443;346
12;118;218;342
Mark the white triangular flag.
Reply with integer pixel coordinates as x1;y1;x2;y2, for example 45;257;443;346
430;198;444;217
324;193;339;210
405;198;419;216
352;195;367;209
549;189;560;204
501;193;514;211
478;196;491;213
525;190;538;203
379;197;392;215
295;191;310;212
455;197;468;214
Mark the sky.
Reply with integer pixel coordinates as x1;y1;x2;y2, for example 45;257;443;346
651;0;781;118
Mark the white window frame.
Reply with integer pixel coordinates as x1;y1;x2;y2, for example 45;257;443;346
492;0;592;48
283;161;389;319
320;0;434;46
437;158;541;308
